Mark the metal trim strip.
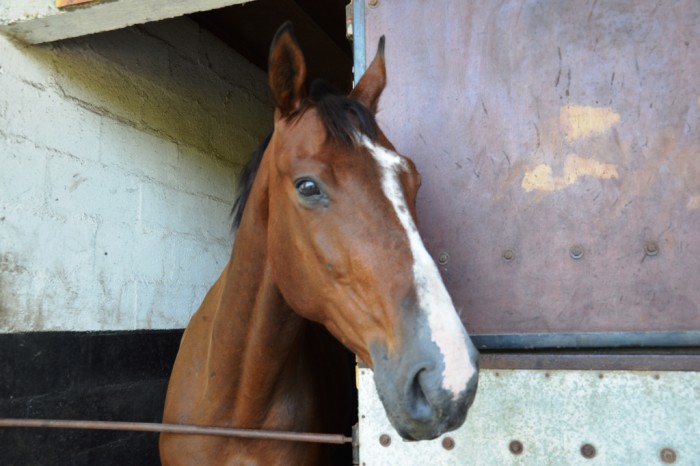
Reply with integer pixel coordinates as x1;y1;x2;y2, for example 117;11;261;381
352;0;366;84
480;353;700;371
472;331;700;349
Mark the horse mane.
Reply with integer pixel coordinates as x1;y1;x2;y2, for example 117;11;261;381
231;80;379;230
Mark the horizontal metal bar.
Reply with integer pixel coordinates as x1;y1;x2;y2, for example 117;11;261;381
480;353;700;372
472;331;700;350
0;419;352;445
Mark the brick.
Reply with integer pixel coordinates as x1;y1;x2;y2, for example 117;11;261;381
133;281;196;329
166;235;229;286
0;34;55;87
139;182;232;241
50;31;163;125
140;17;205;62
0;136;47;211
47;153;140;225
35;215;98;276
176;144;237;203
94;221;137;278
0;209;96;274
0;211;100;331
71;26;171;78
91;276;138;330
130;228;173;283
0;265;41;333
99;120;179;186
0;73;102;162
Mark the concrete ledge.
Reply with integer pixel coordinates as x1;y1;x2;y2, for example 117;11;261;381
0;0;252;44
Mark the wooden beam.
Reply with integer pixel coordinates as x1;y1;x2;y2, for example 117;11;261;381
0;0;255;44
56;0;99;8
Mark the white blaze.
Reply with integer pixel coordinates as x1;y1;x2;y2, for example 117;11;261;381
362;136;476;398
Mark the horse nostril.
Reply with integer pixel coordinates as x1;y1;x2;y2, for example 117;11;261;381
407;368;433;421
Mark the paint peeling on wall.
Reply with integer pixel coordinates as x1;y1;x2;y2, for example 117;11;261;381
560;105;620;144
522;154;619;192
688;195;700;210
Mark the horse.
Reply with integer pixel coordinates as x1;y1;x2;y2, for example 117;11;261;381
160;22;479;465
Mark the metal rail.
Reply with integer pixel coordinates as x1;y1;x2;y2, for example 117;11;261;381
0;418;352;445
471;331;700;350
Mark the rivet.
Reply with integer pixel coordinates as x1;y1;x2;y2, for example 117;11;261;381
645;241;659;256
438;252;449;265
368;0;380;8
509;440;524;455
569;245;584;260
379;434;391;447
580;443;596;459
503;249;515;262
660;447;677;464
442;436;455;450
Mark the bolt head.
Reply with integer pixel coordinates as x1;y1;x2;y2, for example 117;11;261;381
509;440;524;455
660;448;677;464
442;437;455;450
645;241;659;256
569;245;584;260
379;434;391;447
580;443;596;459
503;249;515;262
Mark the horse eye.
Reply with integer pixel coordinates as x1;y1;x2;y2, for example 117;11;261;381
295;179;321;197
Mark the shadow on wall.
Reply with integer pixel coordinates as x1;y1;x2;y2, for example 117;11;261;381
27;17;273;164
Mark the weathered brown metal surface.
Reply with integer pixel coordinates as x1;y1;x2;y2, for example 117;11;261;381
364;1;700;335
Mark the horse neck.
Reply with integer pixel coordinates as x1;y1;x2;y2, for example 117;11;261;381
204;192;309;428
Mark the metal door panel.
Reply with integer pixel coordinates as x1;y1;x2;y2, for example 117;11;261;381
359;0;700;340
357;368;700;465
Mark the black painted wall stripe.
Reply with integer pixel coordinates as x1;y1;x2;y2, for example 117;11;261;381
0;330;183;466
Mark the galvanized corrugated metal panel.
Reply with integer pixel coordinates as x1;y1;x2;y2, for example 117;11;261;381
358;368;700;465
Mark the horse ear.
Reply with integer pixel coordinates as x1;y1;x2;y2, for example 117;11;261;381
351;36;386;114
268;22;307;117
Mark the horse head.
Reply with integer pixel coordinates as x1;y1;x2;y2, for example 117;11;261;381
260;22;479;441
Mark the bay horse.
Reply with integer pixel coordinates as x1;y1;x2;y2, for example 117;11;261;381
160;22;479;465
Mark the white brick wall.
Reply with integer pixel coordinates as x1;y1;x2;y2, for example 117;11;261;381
0;17;272;332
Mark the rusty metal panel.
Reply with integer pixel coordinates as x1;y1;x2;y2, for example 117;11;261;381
361;1;700;338
358;368;700;465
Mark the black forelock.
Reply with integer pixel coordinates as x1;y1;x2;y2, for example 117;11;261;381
231;80;379;232
308;79;379;146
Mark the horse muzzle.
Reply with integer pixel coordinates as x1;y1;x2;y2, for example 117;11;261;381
370;334;479;441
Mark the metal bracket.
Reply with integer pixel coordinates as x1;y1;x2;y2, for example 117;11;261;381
352;423;360;465
352;0;366;84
